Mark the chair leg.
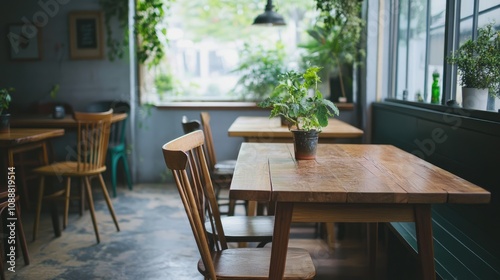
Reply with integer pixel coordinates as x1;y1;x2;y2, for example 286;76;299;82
97;174;120;232
63;177;71;229
79;178;85;216
120;154;133;191
83;176;100;243
111;155;119;198
33;176;45;241
15;200;30;265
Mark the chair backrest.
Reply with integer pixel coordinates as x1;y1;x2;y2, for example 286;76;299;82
200;112;217;171
162;130;227;279
181;115;201;134
86;100;130;146
74;109;113;170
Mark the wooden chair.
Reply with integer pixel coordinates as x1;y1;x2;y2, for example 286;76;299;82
182;115;241;216
199;112;240;216
32;110;120;243
0;190;29;280
87;100;133;197
162;130;314;278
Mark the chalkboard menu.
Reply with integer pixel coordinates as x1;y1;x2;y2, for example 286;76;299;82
76;19;98;49
69;11;104;59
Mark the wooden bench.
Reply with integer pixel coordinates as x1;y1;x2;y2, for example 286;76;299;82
387;204;500;279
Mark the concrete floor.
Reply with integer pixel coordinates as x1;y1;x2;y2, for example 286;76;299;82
5;184;387;279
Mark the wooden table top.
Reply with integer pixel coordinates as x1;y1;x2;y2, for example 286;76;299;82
0;128;65;147
230;143;490;204
228;116;363;140
10;113;127;129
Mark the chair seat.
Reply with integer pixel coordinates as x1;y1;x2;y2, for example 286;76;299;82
34;161;106;176
206;216;274;243
198;247;316;279
108;143;126;153
214;159;236;175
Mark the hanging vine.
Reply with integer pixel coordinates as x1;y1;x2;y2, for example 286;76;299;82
99;0;170;67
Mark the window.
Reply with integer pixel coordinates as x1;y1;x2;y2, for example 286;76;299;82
391;0;500;112
140;0;317;104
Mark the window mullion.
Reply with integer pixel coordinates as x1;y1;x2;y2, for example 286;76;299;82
443;0;459;102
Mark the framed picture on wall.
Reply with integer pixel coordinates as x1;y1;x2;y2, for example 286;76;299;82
69;11;104;60
7;24;42;61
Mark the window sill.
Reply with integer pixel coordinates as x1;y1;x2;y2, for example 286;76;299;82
155;101;356;111
385;99;500;123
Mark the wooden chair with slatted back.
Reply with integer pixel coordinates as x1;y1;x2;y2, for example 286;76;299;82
162;130;315;278
199;112;240;215
32;109;120;243
87;100;133;197
182;115;242;216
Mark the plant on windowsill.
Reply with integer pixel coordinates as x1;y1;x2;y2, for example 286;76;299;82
259;66;339;160
0;87;13;132
447;22;500;110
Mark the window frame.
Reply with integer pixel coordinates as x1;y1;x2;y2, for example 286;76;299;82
389;0;500;110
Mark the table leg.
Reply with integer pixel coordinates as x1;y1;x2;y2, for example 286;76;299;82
269;202;293;280
414;204;435;280
367;222;378;279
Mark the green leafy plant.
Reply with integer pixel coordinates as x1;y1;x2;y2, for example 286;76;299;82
0;87;14;115
302;0;365;99
231;42;288;101
447;23;500;95
259;66;339;131
99;0;170;67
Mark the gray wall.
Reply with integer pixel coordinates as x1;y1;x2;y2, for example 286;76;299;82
0;1;130;111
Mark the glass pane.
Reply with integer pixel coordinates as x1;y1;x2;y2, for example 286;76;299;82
459;18;473;45
406;0;427;102
395;0;409;100
429;0;446;28
460;0;475;18
428;27;445;104
479;0;500;11
478;8;500;28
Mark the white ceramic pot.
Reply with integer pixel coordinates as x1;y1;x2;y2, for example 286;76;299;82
462;87;488;110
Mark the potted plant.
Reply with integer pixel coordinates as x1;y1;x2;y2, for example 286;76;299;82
0;87;13;132
259;66;339;160
447;22;500;110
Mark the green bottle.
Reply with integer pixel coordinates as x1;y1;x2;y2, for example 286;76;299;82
431;70;440;104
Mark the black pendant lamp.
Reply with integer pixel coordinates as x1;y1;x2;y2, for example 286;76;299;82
252;0;286;26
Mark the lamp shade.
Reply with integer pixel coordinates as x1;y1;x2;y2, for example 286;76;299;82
252;0;286;26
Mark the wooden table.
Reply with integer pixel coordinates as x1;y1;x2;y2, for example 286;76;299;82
0;128;65;236
10;113;127;128
229;143;490;279
0;128;65;165
228;116;363;143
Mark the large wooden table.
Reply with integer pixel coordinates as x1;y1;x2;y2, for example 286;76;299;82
10;113;127;129
230;143;490;279
228;116;363;143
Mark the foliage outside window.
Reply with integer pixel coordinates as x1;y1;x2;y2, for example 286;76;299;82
300;0;364;96
230;42;289;101
141;0;320;103
99;0;170;66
